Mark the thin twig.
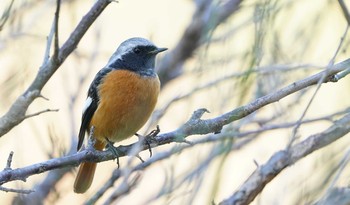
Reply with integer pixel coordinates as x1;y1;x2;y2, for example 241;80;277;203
0;186;34;194
254;107;350;131
24;109;59;119
4;151;14;171
287;26;349;148
52;0;61;61
42;5;57;65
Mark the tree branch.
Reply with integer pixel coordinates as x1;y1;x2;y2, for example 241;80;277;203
24;109;59;120
0;186;34;194
0;0;14;31
86;106;350;204
4;151;14;171
338;0;350;25
52;0;61;61
0;0;112;137
147;63;323;131
218;113;350;205
0;58;349;186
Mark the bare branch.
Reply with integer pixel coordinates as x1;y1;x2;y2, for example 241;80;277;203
4;151;14;171
24;109;59;120
0;58;349;186
52;0;61;61
334;66;350;81
16;138;78;204
0;0;112;137
0;90;40;137
253;107;350;131
43;19;55;65
43;0;60;65
219;112;350;205
88;106;348;204
0;0;14;31
0;186;34;194
338;0;350;25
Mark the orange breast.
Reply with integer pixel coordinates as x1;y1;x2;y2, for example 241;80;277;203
89;70;160;143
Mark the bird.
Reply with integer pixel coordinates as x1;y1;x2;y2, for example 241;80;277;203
73;37;167;193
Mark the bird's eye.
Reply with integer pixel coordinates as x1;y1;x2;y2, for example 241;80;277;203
133;47;141;54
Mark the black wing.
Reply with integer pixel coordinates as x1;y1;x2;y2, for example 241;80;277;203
77;67;113;151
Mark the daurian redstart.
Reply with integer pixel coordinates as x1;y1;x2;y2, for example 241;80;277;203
74;37;167;193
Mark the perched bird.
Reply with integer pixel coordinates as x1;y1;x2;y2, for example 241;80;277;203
74;37;167;193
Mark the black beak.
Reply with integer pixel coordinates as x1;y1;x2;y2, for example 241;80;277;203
149;47;168;55
156;47;168;53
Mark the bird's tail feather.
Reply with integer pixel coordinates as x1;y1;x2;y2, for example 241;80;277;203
73;140;105;194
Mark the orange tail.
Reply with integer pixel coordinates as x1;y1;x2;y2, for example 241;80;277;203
74;140;105;193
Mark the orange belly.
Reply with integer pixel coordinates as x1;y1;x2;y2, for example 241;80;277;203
89;70;160;144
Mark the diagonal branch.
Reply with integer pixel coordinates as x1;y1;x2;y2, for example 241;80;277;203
0;0;15;31
218;113;350;205
338;0;350;25
0;186;34;194
24;109;59;120
0;58;349;186
0;0;112;138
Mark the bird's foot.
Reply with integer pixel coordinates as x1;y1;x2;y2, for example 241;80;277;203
135;125;160;158
105;137;122;168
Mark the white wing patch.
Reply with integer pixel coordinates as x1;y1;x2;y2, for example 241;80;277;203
82;97;92;115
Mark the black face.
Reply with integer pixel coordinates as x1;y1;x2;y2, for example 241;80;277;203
109;45;159;76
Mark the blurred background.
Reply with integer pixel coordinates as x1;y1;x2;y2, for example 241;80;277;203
0;0;350;204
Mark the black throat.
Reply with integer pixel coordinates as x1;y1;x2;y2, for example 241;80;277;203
108;57;156;77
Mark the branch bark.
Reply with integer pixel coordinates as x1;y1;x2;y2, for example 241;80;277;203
0;58;349;186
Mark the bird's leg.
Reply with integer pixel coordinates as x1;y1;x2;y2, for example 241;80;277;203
135;125;160;157
86;126;96;151
105;137;120;168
